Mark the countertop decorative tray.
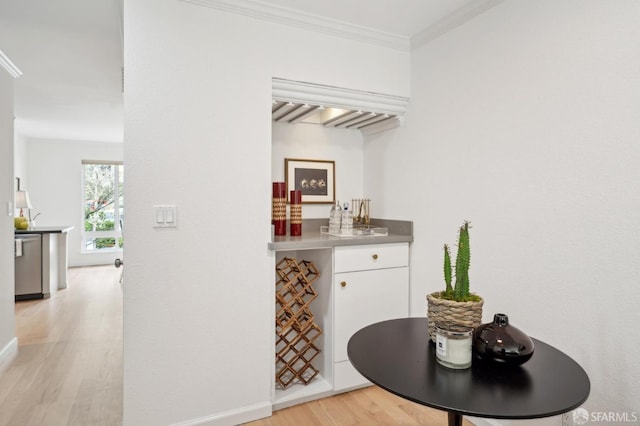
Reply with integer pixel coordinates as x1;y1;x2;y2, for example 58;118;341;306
320;225;388;237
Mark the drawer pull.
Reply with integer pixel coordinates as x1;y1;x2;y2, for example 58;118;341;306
340;281;347;287
372;254;379;260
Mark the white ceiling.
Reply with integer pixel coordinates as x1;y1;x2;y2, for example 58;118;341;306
0;0;123;142
259;0;480;38
0;0;487;143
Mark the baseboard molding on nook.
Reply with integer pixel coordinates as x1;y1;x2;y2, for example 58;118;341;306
467;418;499;426
467;416;563;426
169;400;271;426
0;337;18;375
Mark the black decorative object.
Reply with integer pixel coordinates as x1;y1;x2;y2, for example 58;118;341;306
473;313;534;365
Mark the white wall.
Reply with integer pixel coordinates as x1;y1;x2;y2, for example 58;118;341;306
13;132;27;192
26;138;123;267
272;122;364;219
0;61;17;374
366;0;640;424
123;0;409;424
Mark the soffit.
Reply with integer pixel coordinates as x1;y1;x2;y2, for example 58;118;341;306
272;78;409;135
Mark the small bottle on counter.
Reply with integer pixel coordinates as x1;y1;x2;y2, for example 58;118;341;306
329;200;341;234
340;202;353;235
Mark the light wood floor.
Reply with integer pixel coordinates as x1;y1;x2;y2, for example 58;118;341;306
0;266;471;426
243;386;474;426
0;265;123;426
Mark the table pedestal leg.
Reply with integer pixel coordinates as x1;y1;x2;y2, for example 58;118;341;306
448;412;462;426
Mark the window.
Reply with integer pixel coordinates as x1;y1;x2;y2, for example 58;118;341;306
82;161;124;252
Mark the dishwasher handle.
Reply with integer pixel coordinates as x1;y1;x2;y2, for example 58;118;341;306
15;234;41;257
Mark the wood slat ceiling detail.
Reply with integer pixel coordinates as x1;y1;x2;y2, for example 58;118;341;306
272;100;396;130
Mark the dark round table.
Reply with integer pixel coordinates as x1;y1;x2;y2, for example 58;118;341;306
347;318;590;426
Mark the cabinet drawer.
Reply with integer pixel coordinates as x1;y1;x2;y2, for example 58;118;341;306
334;243;408;273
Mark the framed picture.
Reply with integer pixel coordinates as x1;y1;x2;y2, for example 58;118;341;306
285;158;335;204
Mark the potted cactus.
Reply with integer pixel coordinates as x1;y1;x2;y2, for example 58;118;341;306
427;221;484;341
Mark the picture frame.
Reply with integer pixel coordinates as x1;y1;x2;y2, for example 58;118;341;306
285;158;335;204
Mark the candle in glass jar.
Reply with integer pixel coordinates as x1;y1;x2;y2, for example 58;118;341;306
435;324;473;369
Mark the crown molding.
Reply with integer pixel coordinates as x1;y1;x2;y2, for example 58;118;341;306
272;78;409;116
180;0;410;51
411;0;504;49
0;50;22;78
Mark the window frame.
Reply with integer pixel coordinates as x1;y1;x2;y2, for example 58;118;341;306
81;160;124;253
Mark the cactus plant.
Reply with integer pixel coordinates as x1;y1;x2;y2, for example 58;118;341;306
440;221;480;302
427;220;483;341
443;244;453;298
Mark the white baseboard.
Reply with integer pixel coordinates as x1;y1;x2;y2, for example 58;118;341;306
467;417;500;426
169;401;272;426
467;416;563;426
0;337;18;375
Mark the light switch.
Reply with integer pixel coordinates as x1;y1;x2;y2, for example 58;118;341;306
6;201;12;216
156;208;165;223
153;205;177;228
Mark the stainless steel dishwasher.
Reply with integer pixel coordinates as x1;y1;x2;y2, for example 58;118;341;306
15;234;43;300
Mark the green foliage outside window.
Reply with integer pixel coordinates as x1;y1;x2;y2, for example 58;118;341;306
83;163;124;251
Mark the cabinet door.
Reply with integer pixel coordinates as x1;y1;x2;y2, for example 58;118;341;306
334;267;409;363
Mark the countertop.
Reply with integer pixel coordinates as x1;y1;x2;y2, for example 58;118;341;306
268;218;412;251
15;226;74;234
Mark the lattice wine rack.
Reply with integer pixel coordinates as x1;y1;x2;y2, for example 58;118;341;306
275;257;322;389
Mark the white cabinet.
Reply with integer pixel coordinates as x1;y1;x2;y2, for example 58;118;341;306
333;242;409;390
272;241;410;408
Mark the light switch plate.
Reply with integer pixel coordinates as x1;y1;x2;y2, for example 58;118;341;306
153;205;177;228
